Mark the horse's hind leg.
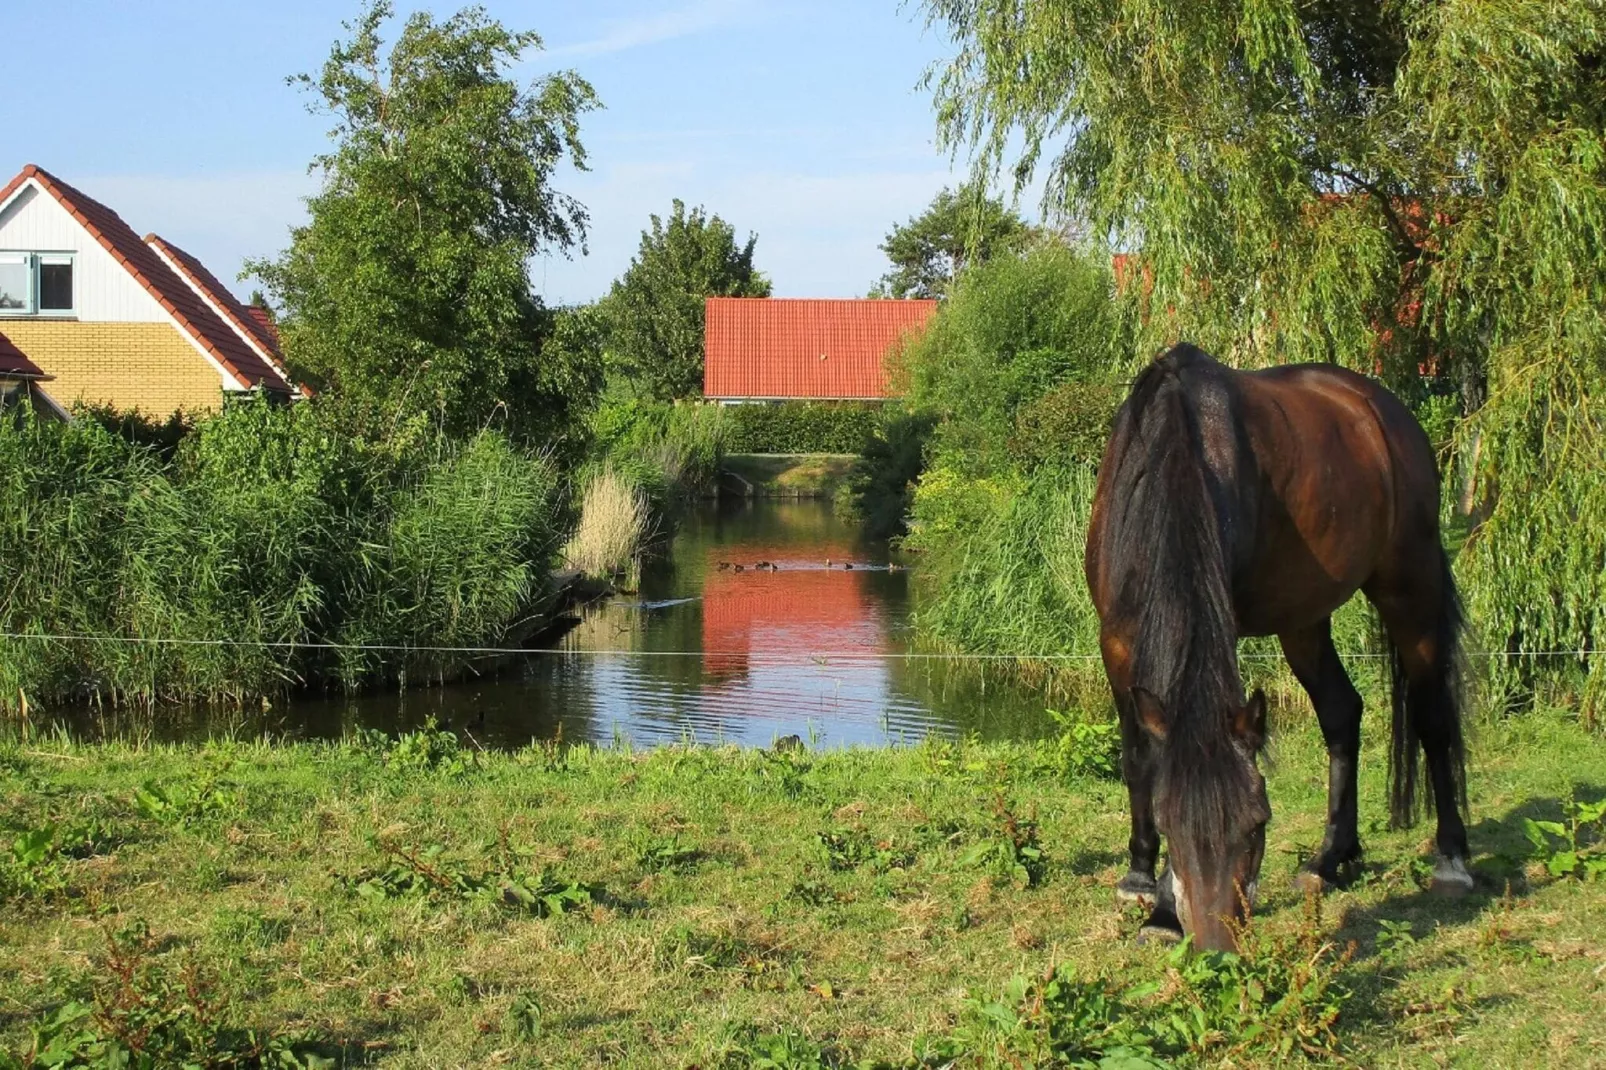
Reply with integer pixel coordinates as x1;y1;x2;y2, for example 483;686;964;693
1370;563;1473;895
1280;618;1365;891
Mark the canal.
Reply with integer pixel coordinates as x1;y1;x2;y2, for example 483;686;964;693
60;500;1056;748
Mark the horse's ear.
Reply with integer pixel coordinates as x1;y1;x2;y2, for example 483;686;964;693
1132;687;1167;742
1234;688;1268;748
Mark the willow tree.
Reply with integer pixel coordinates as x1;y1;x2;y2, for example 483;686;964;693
924;0;1606;715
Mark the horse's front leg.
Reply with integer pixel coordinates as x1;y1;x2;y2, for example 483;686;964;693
1115;731;1162;905
1281;621;1365;890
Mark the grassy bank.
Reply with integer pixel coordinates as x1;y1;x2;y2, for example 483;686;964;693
722;454;857;499
3;709;1604;1067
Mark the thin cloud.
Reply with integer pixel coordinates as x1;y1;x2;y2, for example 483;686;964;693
544;0;761;60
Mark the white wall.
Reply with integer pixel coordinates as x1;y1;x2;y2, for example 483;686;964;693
0;183;169;323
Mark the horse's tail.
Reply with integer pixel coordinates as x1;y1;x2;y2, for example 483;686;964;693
1387;548;1469;828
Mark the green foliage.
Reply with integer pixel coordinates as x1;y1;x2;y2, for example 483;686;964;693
958;797;1048;889
873;181;1032;299
584;397;727;506
0;401;562;709
380;718;471;776
1524;794;1606;881
838;409;936;540
907;466;1101;661
603;200;771;401
132;777;242;829
1010;382;1123;471
344;834;598;917
248;1;599;442
924;0;1606;714
1;920;332;1069
722;402;882;455
817;828;914;874
902;244;1128;479
1045;708;1121;780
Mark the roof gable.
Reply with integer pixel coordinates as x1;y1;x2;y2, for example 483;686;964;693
0;164;291;396
145;234;293;388
704;297;938;400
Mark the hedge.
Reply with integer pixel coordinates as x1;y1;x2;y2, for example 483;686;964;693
722;401;883;454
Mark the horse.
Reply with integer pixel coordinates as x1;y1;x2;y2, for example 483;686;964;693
1084;343;1471;952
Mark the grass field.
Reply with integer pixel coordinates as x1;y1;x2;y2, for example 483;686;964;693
2;704;1604;1068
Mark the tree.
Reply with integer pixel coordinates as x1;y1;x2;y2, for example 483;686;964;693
248;1;599;442
603;201;770;401
874;182;1031;298
923;0;1606;710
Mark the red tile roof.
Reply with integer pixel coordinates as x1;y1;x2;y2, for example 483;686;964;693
144;234;293;389
244;305;282;355
0;165;292;396
704;297;938;399
0;329;50;379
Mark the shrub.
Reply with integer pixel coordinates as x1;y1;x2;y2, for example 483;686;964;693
837;409;935;541
0;399;564;710
722;401;882;455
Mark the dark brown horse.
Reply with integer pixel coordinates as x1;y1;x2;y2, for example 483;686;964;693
1084;343;1471;952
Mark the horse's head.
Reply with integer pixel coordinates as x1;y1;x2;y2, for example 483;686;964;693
1133;686;1270;952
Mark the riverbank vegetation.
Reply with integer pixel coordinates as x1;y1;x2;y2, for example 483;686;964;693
0;401;562;712
4;707;1604;1067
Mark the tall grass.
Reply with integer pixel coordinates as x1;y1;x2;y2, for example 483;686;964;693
562;467;652;584
0;401;562;710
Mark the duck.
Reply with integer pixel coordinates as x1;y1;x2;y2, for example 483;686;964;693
842;562;854;570
755;561;774;571
733;564;746;573
888;563;906;573
825;557;833;568
716;562;733;572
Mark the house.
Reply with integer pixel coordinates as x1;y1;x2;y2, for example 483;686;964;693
0;164;296;417
703;297;938;402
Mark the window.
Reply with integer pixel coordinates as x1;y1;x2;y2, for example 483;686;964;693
0;255;28;312
0;253;74;315
38;255;73;311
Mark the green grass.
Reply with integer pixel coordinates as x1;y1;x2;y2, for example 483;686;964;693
2;707;1605;1067
723;454;858;499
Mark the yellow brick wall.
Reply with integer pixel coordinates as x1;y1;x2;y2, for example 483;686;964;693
0;321;227;417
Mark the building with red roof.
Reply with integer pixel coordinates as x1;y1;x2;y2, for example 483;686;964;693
0;164;298;416
703;297;937;401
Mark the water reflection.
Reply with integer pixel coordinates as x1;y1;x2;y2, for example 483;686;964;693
48;499;1056;747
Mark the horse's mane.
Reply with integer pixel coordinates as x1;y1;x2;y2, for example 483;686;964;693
1104;343;1258;853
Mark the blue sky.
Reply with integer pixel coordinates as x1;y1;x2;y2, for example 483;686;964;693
6;1;1033;303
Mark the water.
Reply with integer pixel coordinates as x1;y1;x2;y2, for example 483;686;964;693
57;500;1057;748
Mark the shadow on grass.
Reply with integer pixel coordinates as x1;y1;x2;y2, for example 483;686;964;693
1326;785;1604;964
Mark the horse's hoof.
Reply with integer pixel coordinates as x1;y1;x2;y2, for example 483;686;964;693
1429;854;1474;896
1137;921;1183;946
1115;871;1158;908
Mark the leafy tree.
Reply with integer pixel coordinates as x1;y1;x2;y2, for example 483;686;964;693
874;182;1031;298
604;200;770;401
923;0;1606;711
249;1;599;442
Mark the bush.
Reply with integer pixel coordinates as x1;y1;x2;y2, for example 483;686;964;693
902;243;1131;479
586;398;725;504
837;409;935;540
905;465;1101;661
721;401;882;454
0;400;563;710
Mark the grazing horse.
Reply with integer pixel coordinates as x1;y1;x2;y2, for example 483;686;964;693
1084;343;1471;952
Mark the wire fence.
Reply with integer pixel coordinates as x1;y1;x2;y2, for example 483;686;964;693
0;631;1594;662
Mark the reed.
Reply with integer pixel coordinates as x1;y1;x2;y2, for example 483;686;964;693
562;466;653;584
0;401;562;711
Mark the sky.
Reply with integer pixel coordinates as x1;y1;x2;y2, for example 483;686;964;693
5;1;1036;304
